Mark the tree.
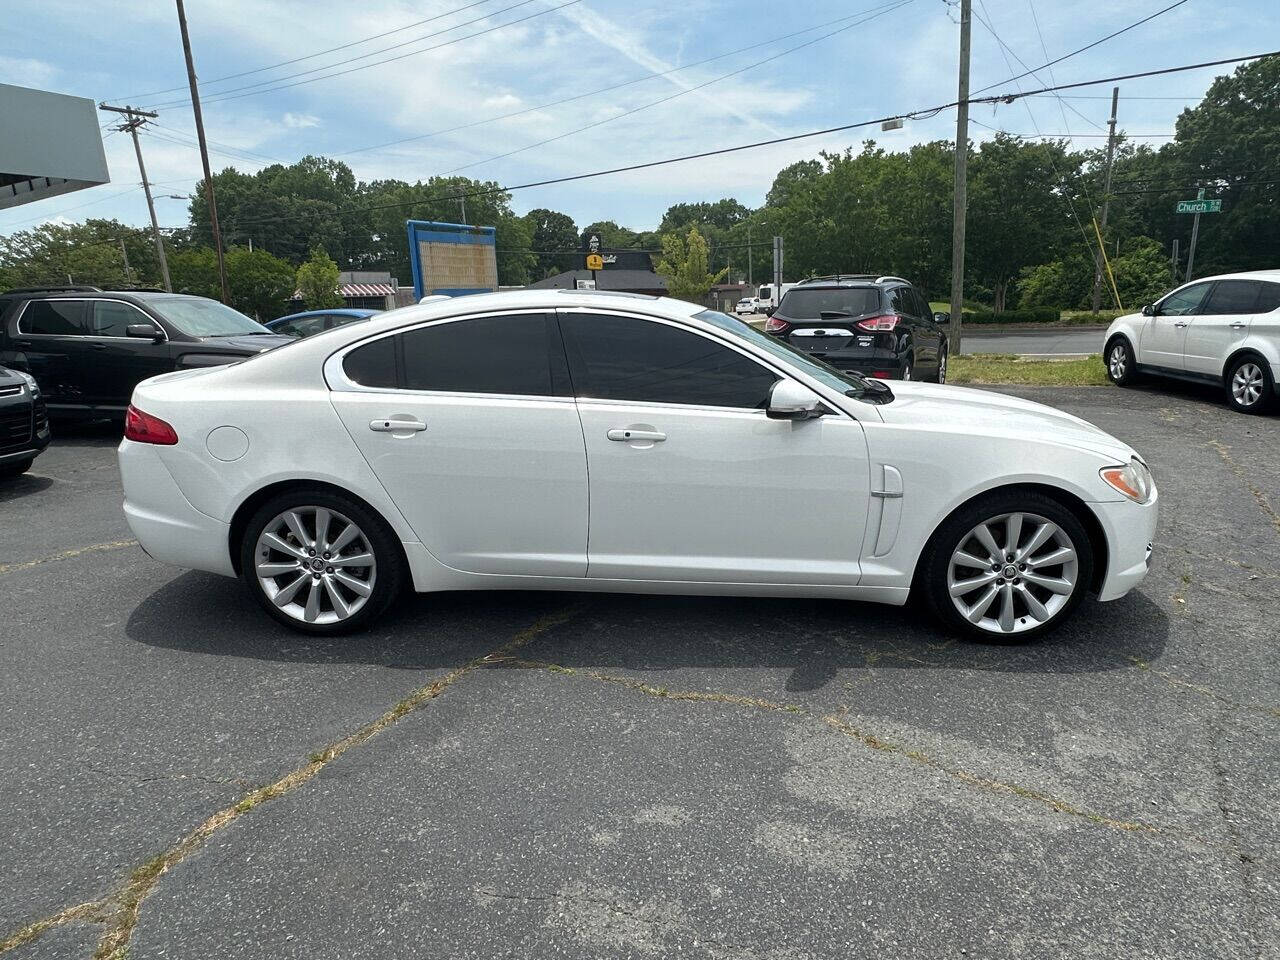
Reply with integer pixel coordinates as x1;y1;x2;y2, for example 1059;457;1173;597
0;219;162;290
656;226;726;303
226;247;295;319
1111;237;1175;309
295;247;342;309
523;208;578;275
168;246;221;299
579;220;639;251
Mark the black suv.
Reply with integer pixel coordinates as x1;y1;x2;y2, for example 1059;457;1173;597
764;275;947;382
0;364;50;477
0;287;292;420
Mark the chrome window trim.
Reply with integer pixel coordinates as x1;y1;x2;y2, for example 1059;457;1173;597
14;297;171;342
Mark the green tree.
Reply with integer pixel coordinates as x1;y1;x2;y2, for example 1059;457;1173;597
579;220;640;251
295;247;342;309
0;219;161;290
168;246;221;299
1111;237;1175;309
226;247;295;319
523;208;578;275
656;226;726;303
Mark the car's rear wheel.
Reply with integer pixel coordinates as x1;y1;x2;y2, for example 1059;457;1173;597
1105;337;1139;386
934;343;948;384
901;356;914;381
240;488;405;634
1225;356;1274;415
921;491;1093;643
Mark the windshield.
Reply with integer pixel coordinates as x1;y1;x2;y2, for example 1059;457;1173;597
695;309;871;395
148;298;270;337
778;287;881;318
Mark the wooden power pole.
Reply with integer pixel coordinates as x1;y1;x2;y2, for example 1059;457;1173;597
174;0;229;302
1091;86;1120;313
948;0;971;355
99;103;172;292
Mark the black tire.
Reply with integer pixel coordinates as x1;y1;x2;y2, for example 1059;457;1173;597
1224;355;1275;415
239;487;406;635
1105;336;1139;387
919;490;1094;644
933;342;948;384
900;352;914;382
0;457;34;478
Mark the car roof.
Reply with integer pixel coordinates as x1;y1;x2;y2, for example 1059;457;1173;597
271;308;380;322
1201;269;1280;282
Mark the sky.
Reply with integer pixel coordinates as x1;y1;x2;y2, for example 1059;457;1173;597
1;0;1273;237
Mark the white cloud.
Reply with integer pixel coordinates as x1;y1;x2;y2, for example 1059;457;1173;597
0;56;59;89
282;112;321;129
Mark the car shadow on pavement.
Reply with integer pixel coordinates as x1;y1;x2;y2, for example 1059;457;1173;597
126;570;1169;690
46;419;124;446
0;473;54;502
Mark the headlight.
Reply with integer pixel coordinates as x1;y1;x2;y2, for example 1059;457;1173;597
14;370;39;393
1100;458;1154;503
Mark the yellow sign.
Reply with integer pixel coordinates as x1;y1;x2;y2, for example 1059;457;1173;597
586;254;604;271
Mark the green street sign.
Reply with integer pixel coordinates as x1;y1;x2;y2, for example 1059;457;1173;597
1176;199;1222;214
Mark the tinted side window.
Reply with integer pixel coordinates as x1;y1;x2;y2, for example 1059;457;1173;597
1257;283;1280;314
20;300;89;336
888;287;910;316
1201;280;1260;315
343;336;398;388
92;301;149;337
1159;282;1212;316
401;313;555;396
561;313;779;409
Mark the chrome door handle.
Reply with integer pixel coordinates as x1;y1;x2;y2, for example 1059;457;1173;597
1230;322;1247;329
607;428;666;442
369;418;426;433
1173;321;1188;328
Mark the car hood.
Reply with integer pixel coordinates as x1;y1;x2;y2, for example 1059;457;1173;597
0;365;26;387
874;381;1138;461
200;334;294;352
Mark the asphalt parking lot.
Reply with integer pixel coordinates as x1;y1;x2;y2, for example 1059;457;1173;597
2;382;1278;960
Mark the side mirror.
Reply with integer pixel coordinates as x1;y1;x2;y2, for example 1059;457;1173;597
1141;304;1154;317
127;322;163;341
933;311;950;324
767;379;826;420
765;305;776;316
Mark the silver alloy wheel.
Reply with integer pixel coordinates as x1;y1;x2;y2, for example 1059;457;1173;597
902;361;912;381
254;506;376;625
1231;362;1264;407
1108;343;1127;380
947;511;1079;635
938;349;948;384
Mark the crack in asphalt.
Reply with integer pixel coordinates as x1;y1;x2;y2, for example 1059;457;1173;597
0;540;139;576
1209;440;1280;537
1207;714;1265;958
0;607;582;959
1127;657;1280;721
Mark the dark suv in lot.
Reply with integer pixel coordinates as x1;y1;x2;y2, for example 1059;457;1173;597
0;287;292;420
764;275;947;382
0;364;50;476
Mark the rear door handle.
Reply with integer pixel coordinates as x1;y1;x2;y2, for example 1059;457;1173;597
607;428;666;443
369;418;426;433
90;342;108;351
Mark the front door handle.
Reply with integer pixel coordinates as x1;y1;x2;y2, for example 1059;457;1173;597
607;428;666;443
369;418;426;433
90;342;108;351
1230;321;1247;329
1173;321;1188;328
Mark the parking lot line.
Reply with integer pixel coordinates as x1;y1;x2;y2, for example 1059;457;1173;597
0;540;138;576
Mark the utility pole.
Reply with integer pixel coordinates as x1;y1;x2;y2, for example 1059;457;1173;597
1171;237;1179;277
99;103;172;292
747;224;753;288
119;239;133;283
948;0;971;354
458;195;467;225
1090;86;1120;313
772;236;784;308
1185;187;1204;281
174;0;229;302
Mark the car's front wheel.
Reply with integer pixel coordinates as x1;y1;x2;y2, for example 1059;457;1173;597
1225;355;1274;415
921;491;1094;642
1105;337;1139;386
240;488;406;634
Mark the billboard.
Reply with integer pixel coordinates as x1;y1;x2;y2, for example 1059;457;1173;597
0;83;110;209
406;220;498;299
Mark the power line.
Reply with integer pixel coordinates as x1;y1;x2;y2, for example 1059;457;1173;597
970;0;1191;96
155;50;1280;235
148;0;582;110
969;119;1173;138
331;3;912;159
117;0;501;100
443;1;911;176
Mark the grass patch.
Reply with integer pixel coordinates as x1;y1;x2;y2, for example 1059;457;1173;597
949;353;1109;386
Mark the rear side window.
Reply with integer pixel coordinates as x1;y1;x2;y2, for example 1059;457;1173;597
343;335;397;388
1257;283;1280;313
1202;280;1259;315
401;313;556;396
777;288;881;319
20;300;89;336
560;312;778;409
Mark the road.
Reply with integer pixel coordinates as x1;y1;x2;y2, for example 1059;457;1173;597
961;326;1107;356
2;383;1278;959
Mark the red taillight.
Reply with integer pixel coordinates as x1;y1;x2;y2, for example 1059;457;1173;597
124;405;179;445
764;316;791;334
856;314;900;331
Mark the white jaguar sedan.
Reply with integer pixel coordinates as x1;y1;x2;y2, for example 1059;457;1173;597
118;290;1157;640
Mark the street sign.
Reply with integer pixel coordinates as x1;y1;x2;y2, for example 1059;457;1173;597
575;279;596;290
586;253;604;271
588;234;600;253
1176;199;1222;214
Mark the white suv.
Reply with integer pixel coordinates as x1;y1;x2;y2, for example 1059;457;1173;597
1104;270;1280;413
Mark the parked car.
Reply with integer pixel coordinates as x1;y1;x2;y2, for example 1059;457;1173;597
763;275;947;382
266;308;380;339
0;364;50;477
734;297;759;316
1104;270;1280;413
119;289;1156;641
0;286;293;421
